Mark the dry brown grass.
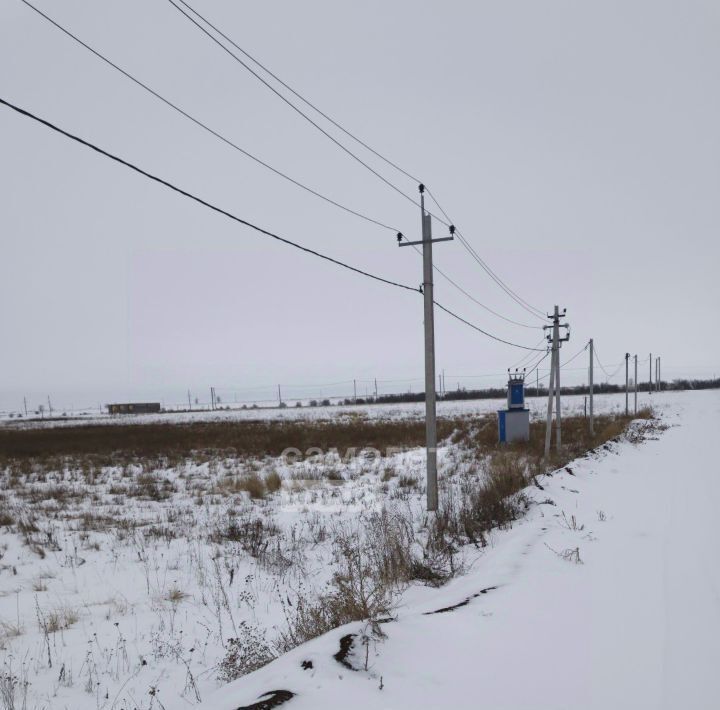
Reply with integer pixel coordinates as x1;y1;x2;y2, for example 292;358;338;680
0;416;469;475
165;587;189;604
264;470;282;494
44;606;79;633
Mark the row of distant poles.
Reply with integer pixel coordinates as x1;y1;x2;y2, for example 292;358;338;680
547;330;662;457
402;180;664;511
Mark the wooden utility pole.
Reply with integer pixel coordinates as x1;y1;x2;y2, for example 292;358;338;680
649;353;652;394
188;390;192;410
353;379;357;404
398;184;454;511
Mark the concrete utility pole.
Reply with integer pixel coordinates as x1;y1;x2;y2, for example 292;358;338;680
353;379;357;404
544;306;570;456
23;396;28;417
536;370;539;398
374;378;378;398
589;339;594;436
658;357;661;392
649;353;652;394
544;313;559;458
398;184;454;511
634;354;638;414
188;390;192;411
625;353;630;415
655;357;659;393
277;384;282;406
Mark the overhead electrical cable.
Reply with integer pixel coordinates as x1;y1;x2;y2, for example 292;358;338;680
433;302;545;352
164;0;422;211
424;186;547;320
525;350;551;380
19;0;530;329
0;96;416;293
1;96;546;352
173;0;422;185
21;0;547;332
163;0;549;326
536;341;592;382
593;344;624;380
18;0;399;233
510;336;549;368
399;235;541;329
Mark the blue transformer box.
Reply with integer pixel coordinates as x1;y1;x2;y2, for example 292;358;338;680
498;373;530;443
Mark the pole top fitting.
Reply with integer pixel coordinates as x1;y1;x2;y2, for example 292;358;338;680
449;224;455;235
418;183;425;194
396;232;403;242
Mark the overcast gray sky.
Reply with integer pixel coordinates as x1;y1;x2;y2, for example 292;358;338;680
1;0;718;411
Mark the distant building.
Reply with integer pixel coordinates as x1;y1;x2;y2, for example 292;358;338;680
107;402;161;415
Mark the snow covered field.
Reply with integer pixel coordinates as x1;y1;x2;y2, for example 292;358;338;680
2;390;633;430
1;390;717;710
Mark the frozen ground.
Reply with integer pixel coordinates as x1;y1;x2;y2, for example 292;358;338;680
0;390;717;710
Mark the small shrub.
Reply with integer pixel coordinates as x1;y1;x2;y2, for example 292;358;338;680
218;623;276;683
0;621;24;644
213;515;280;557
44;607;79;633
239;474;265;500
397;475;418;489
165;587;189;604
264;470;282;494
381;466;396;482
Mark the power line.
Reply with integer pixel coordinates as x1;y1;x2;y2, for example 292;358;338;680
510;336;549;368
399;235;541;329
425;186;547;320
536;341;589;382
433;302;546;351
173;0;422;186
525;350;551;380
164;0;422;211
168;0;547;325
1;96;545;352
18;0;400;234
20;0;531;330
593;344;624;380
0;96;418;293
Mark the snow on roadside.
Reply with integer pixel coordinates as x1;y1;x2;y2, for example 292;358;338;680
181;389;720;710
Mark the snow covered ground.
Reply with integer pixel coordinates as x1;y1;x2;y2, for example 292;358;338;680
2;390;631;430
1;389;717;710
198;389;720;710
